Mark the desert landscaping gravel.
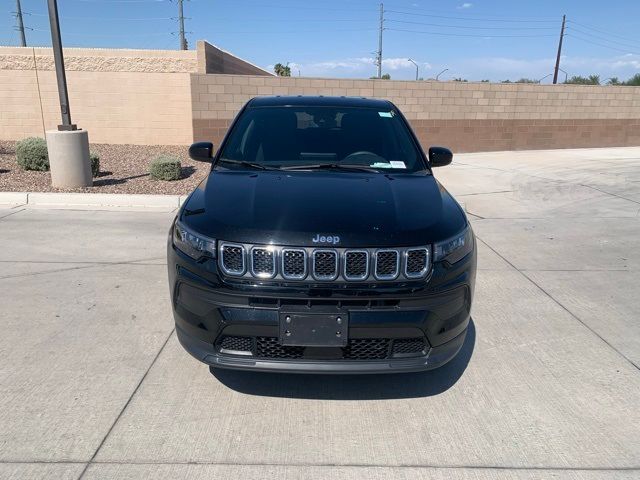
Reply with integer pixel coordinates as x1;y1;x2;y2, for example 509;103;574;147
0;140;209;195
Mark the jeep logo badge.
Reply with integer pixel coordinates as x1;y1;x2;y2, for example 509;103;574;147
312;234;340;244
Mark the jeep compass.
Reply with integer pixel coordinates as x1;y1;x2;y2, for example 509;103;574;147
167;96;476;374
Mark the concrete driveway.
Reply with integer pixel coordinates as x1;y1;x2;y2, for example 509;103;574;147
1;147;639;480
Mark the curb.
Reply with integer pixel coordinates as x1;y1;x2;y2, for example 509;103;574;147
0;192;189;209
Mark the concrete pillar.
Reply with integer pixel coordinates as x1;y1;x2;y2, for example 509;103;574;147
46;129;92;188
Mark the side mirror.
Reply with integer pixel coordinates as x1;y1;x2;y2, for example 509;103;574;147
189;141;214;162
428;146;453;167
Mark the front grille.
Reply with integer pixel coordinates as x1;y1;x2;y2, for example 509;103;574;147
392;337;427;355
219;335;253;353
220;244;245;274
217;242;430;281
405;248;430;278
251;247;275;278
344;250;368;280
218;336;429;361
282;249;306;279
256;336;304;359
313;250;338;280
343;338;390;359
375;250;399;280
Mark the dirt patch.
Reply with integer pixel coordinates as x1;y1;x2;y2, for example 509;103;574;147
0;141;209;195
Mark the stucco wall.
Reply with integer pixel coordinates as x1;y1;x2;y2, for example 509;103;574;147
196;41;273;76
191;75;640;152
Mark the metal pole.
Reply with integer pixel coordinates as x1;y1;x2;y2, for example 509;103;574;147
408;58;418;81
47;0;75;130
178;0;187;50
15;0;27;47
553;14;566;84
377;3;383;78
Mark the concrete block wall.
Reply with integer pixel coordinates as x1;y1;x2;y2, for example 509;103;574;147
0;42;268;145
192;75;640;153
0;47;195;144
2;42;639;151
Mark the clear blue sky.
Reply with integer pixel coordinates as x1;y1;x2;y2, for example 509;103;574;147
3;0;640;82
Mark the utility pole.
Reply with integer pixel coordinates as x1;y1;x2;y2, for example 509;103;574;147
376;3;384;78
178;0;187;50
15;0;27;47
553;14;566;85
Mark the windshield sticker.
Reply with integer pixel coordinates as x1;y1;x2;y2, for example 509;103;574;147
371;161;407;169
378;111;393;118
390;161;406;169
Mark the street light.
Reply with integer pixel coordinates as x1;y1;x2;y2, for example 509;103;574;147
436;68;448;81
538;73;552;83
407;58;418;81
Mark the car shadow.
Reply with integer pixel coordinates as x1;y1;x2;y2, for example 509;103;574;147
212;319;475;400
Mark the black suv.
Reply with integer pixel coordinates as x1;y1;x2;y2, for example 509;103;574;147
168;96;476;374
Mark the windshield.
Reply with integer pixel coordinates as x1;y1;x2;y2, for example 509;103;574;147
218;105;426;172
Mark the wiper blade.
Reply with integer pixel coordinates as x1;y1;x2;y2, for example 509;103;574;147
281;163;380;173
217;159;277;170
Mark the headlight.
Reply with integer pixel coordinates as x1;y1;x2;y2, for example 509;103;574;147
434;225;473;264
173;220;216;260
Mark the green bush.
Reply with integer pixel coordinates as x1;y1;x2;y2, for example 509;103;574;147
16;137;49;171
149;155;181;181
90;152;100;178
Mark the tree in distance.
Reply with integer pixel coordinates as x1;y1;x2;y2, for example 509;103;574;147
274;63;291;76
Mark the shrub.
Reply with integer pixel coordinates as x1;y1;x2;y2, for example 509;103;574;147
16;137;49;171
149;155;181;181
90;152;100;178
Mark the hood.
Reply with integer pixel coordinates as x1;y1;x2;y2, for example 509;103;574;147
181;170;466;248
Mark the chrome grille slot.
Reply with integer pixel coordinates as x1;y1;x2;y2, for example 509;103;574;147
344;250;369;281
251;247;276;278
312;250;338;280
405;248;430;278
217;241;431;282
282;249;306;279
219;243;245;275
374;250;399;280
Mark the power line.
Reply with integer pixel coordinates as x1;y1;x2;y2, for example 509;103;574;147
74;0;169;3
386;18;558;30
567;20;640;45
383;5;557;20
385;27;555;38
24;11;174;20
385;9;557;23
566;26;640;50
204;27;378;35
31;27;169;37
566;33;640;56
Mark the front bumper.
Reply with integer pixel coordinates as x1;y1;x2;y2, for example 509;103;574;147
177;323;468;374
168;230;476;374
